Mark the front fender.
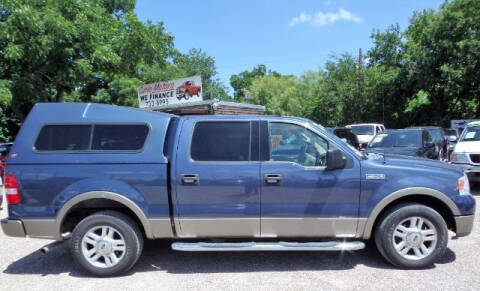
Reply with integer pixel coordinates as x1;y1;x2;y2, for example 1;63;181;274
359;187;460;239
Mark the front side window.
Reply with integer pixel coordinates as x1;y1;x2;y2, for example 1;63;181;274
269;123;328;167
191;121;251;161
35;125;91;151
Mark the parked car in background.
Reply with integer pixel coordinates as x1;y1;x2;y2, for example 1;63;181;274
450;121;480;183
445;128;460;160
408;126;448;161
347;123;385;148
365;129;436;159
326;127;360;150
0;142;12;207
1;103;475;276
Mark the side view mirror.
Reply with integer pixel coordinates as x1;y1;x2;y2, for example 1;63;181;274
448;135;457;142
326;148;346;170
424;141;435;148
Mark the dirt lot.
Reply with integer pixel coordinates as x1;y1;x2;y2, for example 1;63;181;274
0;191;479;291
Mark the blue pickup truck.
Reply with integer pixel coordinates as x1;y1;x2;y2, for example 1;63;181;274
1;103;475;276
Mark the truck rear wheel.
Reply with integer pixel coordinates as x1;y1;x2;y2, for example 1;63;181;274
70;210;143;277
374;203;448;269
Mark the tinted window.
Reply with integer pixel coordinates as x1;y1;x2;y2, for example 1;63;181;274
92;125;149;151
35;125;91;151
191;122;251;161
270;123;328;166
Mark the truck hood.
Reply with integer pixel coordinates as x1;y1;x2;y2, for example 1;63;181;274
454;141;480;153
367;153;463;175
365;147;419;157
357;135;374;144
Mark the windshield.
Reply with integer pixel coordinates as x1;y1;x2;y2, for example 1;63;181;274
460;125;480;141
368;131;422;148
350;125;374;135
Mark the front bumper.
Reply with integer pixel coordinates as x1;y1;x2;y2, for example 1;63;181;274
454;214;475;237
1;218;26;237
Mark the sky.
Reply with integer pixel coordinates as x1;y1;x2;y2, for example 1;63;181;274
135;0;445;94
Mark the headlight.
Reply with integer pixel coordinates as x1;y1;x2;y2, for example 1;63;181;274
451;153;469;163
458;174;471;196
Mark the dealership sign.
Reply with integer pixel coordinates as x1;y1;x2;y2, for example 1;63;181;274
138;76;202;109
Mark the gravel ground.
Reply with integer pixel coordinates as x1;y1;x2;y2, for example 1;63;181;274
0;190;479;291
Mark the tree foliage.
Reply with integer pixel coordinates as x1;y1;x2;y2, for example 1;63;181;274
1;0;479;141
230;65;280;102
0;0;227;141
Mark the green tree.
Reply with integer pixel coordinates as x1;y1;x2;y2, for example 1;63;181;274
366;24;412;127
246;74;304;116
230;65;281;102
404;0;480;125
0;0;227;140
173;49;229;100
0;0;161;119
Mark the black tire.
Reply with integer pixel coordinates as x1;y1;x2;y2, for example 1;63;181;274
70;210;144;277
374;203;448;269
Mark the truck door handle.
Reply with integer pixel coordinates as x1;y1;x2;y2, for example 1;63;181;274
264;174;282;185
181;174;199;185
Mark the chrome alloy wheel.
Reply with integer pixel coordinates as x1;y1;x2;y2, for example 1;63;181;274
81;226;126;268
392;216;437;260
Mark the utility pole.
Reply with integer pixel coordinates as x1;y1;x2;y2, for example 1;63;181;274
357;48;364;122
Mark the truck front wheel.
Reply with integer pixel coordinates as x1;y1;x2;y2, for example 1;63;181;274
374;203;448;269
70;210;144;277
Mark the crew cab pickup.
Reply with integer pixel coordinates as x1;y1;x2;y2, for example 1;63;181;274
1;103;475;277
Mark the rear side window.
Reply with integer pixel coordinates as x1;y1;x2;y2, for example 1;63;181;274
92;125;149;151
35;125;91;151
35;124;149;152
191;122;251;161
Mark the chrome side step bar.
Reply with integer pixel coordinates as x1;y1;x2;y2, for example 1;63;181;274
171;241;365;252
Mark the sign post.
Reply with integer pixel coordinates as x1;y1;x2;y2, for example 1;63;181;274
138;76;202;109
